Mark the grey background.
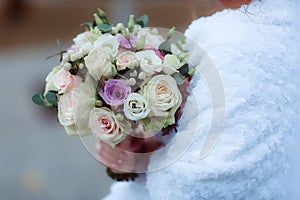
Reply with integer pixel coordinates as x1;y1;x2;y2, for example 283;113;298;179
0;46;113;200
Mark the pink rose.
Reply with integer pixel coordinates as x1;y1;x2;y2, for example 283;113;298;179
53;68;75;94
116;52;138;70
89;108;126;145
144;47;164;61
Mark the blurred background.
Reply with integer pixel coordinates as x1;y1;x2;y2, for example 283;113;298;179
0;0;221;199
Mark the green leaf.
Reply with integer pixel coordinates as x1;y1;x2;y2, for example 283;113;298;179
136;34;146;51
45;91;58;106
56;39;65;62
127;15;135;32
161;125;175;136
180;36;186;44
175;42;184;52
188;68;196;77
178;63;189;77
116;73;127;79
97;8;107;18
56;39;62;51
141;117;166;132
81;22;94;30
158;40;172;55
102;18;109;25
173;73;185;85
167;27;176;40
97;24;112;33
136;15;149;27
32;94;46;107
46;50;67;60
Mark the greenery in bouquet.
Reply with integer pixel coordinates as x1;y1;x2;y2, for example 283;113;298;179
32;8;195;148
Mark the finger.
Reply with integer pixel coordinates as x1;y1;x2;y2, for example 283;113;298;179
116;136;144;152
96;149;121;169
100;141;128;159
96;143;129;168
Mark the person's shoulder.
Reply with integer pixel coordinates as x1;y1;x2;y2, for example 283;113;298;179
185;9;246;37
184;8;251;53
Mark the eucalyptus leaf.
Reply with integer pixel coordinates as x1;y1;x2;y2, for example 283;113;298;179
45;91;58;106
158;40;172;55
178;63;189;77
136;15;149;27
32;94;46;107
97;24;112;33
81;22;94;30
173;73;185;85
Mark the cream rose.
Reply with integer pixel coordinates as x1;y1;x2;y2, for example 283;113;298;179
94;34;119;57
44;65;62;95
84;48;117;80
73;32;92;49
89;108;126;145
116;52;139;70
162;54;181;75
72;78;95;134
58;91;75;126
136;50;162;76
123;93;150;121
58;80;94;136
53;68;75;94
143;75;182;118
138;28;165;48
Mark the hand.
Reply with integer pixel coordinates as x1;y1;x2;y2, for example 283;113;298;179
95;136;145;173
95;136;164;173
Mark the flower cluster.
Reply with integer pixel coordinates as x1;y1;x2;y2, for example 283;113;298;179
32;9;195;146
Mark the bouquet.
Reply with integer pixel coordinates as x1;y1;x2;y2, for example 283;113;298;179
32;8;195;181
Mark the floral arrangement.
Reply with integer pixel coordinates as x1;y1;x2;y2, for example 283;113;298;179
32;8;195;161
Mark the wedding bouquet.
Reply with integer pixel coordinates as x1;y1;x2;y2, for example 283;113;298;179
32;8;195;180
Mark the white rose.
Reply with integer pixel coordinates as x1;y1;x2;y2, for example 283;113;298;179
143;75;182;117
58;80;94;136
116;52;139;70
84;48;117;80
72;78;95;134
81;43;93;55
124;93;150;121
58;91;74;126
44;65;62;95
94;34;119;57
53;68;75;94
89;108;126;145
162;54;181;75
138;28;165;48
73;32;92;49
136;50;162;76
